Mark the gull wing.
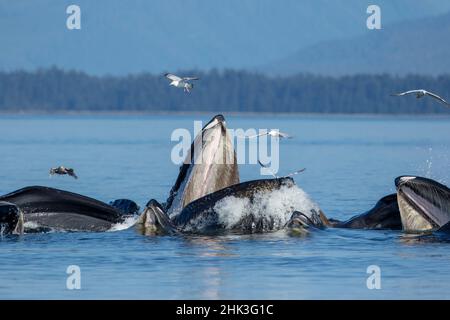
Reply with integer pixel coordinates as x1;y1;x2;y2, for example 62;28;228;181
67;168;78;179
391;90;420;96
285;168;306;177
257;160;278;178
426;91;450;106
165;73;182;82
248;132;268;139
183;77;199;81
278;131;293;139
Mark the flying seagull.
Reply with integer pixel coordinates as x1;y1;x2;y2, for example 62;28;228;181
248;130;293;139
257;160;305;179
49;166;78;179
164;73;199;93
391;89;450;107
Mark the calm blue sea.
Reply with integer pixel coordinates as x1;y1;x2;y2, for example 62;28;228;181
1;114;450;299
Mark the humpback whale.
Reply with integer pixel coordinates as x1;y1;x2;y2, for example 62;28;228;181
0;186;138;234
2;114;238;235
165;114;240;217
7;111;413;237
137;177;324;235
395;176;450;233
135;114;332;236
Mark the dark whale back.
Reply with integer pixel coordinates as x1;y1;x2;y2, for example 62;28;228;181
336;193;402;230
0;186;124;224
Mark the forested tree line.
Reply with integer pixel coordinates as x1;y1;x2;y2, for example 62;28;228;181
0;68;449;113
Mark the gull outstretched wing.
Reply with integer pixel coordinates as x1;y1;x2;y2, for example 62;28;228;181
183;77;199;81
165;73;182;82
391;90;421;96
426;91;450;106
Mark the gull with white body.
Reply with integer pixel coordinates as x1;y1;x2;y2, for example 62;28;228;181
392;89;450;107
247;130;292;139
164;73;199;93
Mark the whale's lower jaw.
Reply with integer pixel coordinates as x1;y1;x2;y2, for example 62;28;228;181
395;176;450;233
397;192;435;232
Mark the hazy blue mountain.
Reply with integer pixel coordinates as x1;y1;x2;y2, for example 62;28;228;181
1;0;450;75
265;10;450;76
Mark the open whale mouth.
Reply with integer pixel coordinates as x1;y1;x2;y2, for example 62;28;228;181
136;199;178;235
395;176;450;232
165;114;239;217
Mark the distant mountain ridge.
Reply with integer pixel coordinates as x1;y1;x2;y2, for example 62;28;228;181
1;0;450;75
265;10;450;76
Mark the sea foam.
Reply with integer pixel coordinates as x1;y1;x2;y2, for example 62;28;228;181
108;216;139;232
213;183;320;230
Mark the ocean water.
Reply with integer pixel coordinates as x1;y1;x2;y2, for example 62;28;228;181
1;114;450;299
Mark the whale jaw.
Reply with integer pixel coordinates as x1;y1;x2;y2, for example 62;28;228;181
395;176;450;233
165;114;239;217
136;199;178;235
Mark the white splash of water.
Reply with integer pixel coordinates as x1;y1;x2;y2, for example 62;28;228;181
425;147;433;178
22;221;57;233
213;184;320;229
108;216;139;232
23;221;43;230
416;146;450;185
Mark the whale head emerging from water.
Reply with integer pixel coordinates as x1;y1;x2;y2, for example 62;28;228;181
164;114;239;217
173;177;324;234
396;176;450;233
0;201;24;234
136;199;178;235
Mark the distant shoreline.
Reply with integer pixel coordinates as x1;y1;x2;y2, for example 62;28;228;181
2;69;450;115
